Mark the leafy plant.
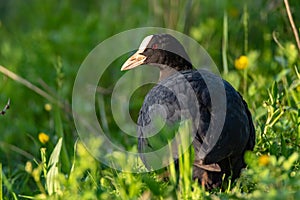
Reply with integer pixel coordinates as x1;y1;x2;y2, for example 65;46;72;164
0;0;300;199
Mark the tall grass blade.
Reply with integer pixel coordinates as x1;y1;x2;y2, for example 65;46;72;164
222;11;228;75
177;120;193;199
0;65;58;104
54;106;70;172
47;138;63;195
242;4;249;94
284;0;300;54
97;94;110;134
1;170;18;200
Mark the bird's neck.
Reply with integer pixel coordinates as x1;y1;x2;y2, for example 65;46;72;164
158;65;191;81
154;53;193;81
159;66;177;81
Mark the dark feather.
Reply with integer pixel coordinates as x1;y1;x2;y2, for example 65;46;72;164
137;69;255;189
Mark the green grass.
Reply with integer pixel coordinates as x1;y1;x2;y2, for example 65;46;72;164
1;0;300;199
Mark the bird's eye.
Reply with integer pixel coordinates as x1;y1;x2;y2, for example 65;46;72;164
152;44;158;49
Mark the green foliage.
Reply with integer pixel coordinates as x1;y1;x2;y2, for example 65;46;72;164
0;0;300;199
237;152;300;199
46;138;62;196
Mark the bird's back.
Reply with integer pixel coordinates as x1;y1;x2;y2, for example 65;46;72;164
137;69;255;188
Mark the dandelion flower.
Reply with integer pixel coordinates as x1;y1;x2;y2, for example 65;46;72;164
38;132;49;144
234;55;248;70
258;154;270;166
25;161;33;173
44;103;52;112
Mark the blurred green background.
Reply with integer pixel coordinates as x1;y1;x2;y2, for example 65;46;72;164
0;0;300;199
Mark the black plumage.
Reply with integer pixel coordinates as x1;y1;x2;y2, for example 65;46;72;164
121;34;255;189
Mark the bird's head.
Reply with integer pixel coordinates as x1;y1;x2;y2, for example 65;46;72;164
121;34;192;79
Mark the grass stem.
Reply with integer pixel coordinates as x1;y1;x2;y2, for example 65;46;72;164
0;65;57;104
243;4;249;94
284;0;300;54
222;11;228;75
54;106;71;172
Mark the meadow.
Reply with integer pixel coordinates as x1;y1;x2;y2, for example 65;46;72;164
0;0;300;199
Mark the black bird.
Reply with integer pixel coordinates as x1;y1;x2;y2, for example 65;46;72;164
121;34;255;189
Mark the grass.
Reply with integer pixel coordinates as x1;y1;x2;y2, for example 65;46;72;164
0;0;300;199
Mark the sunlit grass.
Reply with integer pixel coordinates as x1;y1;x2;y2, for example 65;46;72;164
0;0;300;199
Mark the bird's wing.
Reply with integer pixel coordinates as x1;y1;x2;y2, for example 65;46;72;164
137;70;255;170
137;80;183;169
198;80;254;166
180;70;254;168
137;70;203;169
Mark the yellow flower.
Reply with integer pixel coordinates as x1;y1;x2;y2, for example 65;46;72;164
234;55;249;70
25;161;33;173
296;85;300;92
38;132;49;144
258;154;270;166
44;103;52;112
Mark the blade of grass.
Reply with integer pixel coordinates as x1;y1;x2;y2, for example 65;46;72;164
168;143;177;185
97;94;110;134
177;120;193;198
284;0;300;54
243;4;249;54
40;148;47;182
222;11;228;75
54;106;71;172
1;170;18;200
243;4;249;94
47;138;63;195
0;65;58;105
183;0;193;34
70;138;79;174
0;141;36;160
